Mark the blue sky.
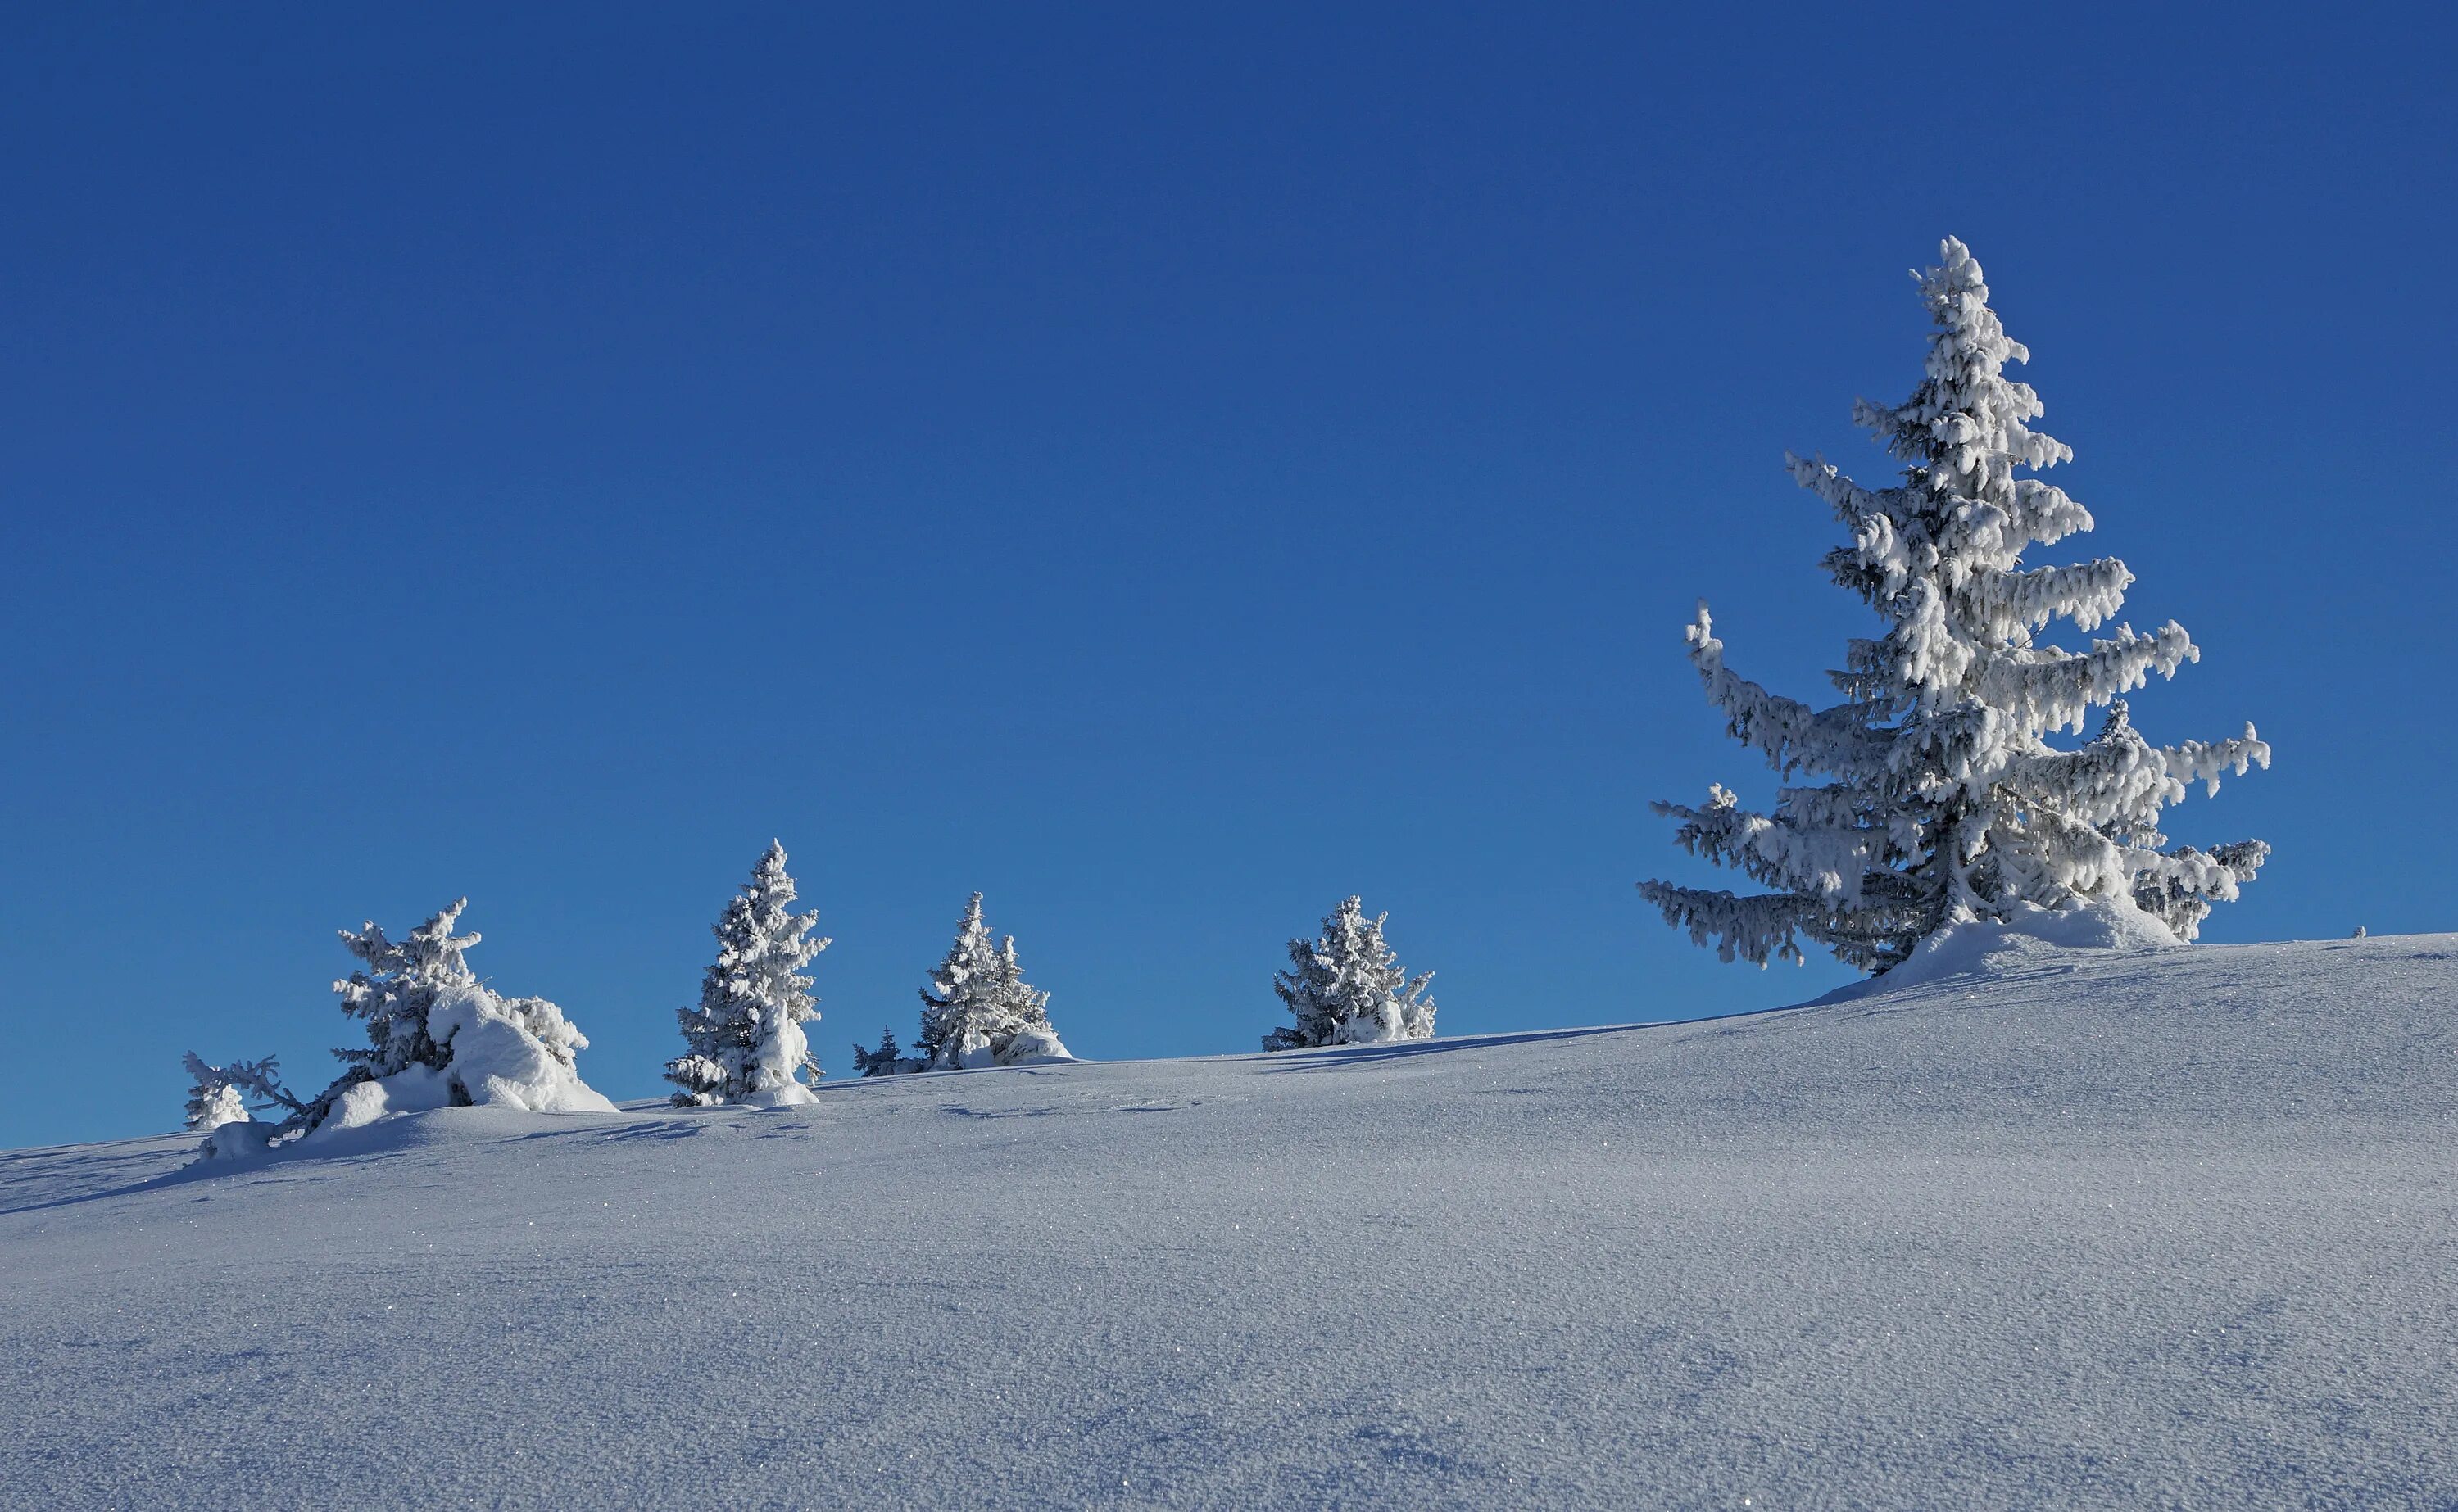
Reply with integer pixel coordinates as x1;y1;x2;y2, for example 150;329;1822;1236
4;4;2451;1148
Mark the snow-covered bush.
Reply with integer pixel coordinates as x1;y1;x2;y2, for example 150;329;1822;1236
181;1050;301;1124
182;1057;250;1132
179;1051;306;1150
1263;896;1436;1051
916;894;1072;1069
308;899;610;1129
851;1025;927;1078
1639;238;2270;975
188;899;613;1158
667;841;831;1107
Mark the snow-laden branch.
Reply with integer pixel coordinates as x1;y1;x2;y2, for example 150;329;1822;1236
1959;556;2134;635
2161;724;2271;798
1964;621;2197;735
1685;603;1889;776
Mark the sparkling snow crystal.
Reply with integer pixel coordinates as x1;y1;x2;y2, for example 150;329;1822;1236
1640;238;2269;974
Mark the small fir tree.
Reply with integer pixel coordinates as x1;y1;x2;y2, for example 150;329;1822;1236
667;841;831;1107
332;900;485;1081
1640;238;2269;973
851;1025;923;1078
917;894;1002;1067
916;894;1067;1069
312;898;601;1127
1264;896;1436;1050
181;1051;304;1130
183;1057;250;1131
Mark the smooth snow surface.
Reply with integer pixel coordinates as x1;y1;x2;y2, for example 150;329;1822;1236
6;935;2454;1507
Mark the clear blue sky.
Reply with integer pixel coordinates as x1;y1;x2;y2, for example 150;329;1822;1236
4;4;2451;1148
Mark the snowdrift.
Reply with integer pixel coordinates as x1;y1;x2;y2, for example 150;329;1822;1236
199;981;616;1161
1818;895;2185;1000
6;933;2454;1508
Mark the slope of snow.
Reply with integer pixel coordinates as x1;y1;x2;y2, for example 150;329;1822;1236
4;934;2453;1508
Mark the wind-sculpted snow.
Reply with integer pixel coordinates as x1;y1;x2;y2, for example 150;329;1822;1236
4;935;2454;1507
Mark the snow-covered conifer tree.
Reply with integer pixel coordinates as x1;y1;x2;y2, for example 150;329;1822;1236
1640;238;2270;974
188;900;610;1159
915;894;1071;1069
331;900;486;1082
667;841;831;1107
306;898;610;1129
988;935;1070;1062
1263;896;1436;1050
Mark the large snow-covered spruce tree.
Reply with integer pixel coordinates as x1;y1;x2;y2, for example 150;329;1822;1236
1640;238;2269;974
1263;896;1436;1050
915;894;1070;1069
667;841;831;1107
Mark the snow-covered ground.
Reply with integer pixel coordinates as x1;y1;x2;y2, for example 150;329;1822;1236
4;933;2452;1508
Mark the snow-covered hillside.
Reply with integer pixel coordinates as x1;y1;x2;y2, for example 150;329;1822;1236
5;934;2453;1508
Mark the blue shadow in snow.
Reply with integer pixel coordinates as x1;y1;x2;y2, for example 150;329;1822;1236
0;1155;233;1216
1257;1023;1644;1072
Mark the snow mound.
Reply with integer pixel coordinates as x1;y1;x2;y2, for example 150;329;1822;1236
310;984;614;1135
739;1078;819;1109
1823;898;2181;1001
935;1023;1073;1070
1000;1024;1073;1064
206;983;616;1155
426;988;617;1116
